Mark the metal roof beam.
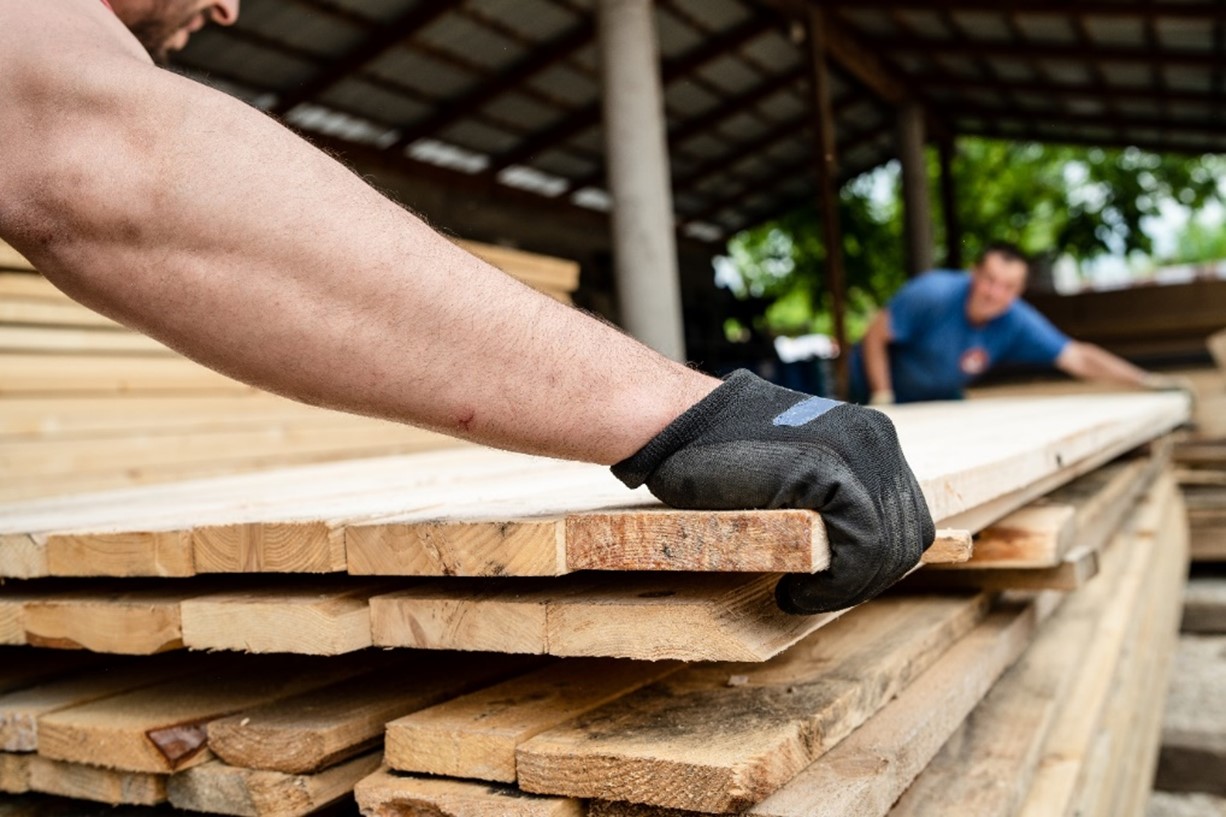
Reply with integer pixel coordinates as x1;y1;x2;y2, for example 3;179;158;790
389;19;595;151
271;0;463;116
483;14;778;175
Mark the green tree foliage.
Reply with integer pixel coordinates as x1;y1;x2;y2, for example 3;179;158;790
724;137;1224;338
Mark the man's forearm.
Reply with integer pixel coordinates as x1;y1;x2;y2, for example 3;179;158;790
862;313;893;401
0;5;717;464
1055;341;1149;387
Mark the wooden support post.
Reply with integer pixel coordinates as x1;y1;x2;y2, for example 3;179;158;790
938;135;963;269
898;102;934;277
805;7;850;400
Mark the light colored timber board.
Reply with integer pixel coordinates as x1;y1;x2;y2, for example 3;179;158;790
0;535;49;579
179;581;401;655
1074;493;1186;817
1190;525;1226;561
369;546;961;663
1181;577;1226;634
0;355;251;395
0;326;171;355
1;421;443;479
166;753;380;817
949;453;1159;569
0;395;1181;577
0;594;28;645
20;583;233;654
0;654;204;752
26;755;165;806
355;768;584;817
1156;634;1226;797
514;593;990;812
1147;791;1226;817
455;240;580;292
36;653;390;773
207;652;541;774
0;245;35;272
1015;474;1176;817
0;300;120;330
0;394;385;439
738;594;1061;817
907;545;1100;592
888;486;1147;817
0;753;30;793
385;657;683;783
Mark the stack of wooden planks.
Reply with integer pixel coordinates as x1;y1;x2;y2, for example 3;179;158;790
0;240;580;502
0;388;1194;816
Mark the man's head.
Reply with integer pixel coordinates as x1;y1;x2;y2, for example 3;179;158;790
966;242;1029;325
109;0;239;64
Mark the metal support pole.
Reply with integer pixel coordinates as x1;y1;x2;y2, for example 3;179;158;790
597;0;686;361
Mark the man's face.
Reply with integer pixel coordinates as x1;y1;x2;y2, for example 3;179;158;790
966;253;1027;324
109;0;239;63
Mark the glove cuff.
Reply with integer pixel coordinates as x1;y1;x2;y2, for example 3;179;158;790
611;369;760;488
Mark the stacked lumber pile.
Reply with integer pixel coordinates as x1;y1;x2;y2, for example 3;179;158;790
1028;283;1226;360
0;391;1193;816
0;240;579;502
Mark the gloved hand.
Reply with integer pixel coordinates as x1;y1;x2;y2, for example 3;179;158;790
612;370;935;615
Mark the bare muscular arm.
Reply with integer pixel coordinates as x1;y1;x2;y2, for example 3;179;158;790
0;0;718;464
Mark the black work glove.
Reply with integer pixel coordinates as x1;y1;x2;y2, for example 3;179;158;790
612;370;934;614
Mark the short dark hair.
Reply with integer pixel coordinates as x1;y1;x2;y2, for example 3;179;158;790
976;241;1030;270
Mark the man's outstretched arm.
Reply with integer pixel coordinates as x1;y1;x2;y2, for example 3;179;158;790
0;0;717;464
0;0;934;613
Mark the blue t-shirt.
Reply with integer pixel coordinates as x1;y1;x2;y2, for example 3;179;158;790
850;270;1070;403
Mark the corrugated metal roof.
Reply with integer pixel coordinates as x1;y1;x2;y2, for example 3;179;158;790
174;0;1226;244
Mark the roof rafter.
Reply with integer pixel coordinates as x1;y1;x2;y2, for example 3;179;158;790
271;0;464;116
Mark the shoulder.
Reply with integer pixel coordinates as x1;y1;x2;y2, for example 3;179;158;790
894;269;969;304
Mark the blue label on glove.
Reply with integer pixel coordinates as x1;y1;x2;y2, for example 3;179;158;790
772;395;841;427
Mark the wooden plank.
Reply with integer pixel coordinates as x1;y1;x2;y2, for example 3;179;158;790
456;241;580;293
0;326;170;355
354;768;583;817
0;654;201;751
26;755;165;806
888;484;1147;817
166;753;379;817
370;546;964;663
206;653;539;773
1147;791;1226;817
1015;474;1177;817
0;395;1185;583
0;394;368;439
514;593;989;812
36;654;386;773
1155;634;1226;797
1181;576;1226;633
0;244;35;271
385;658;683;783
949;454;1158;569
736;594;1059;817
906;545;1100;592
0;355;246;394
0;300;120;330
179;581;398;655
1075;491;1186;817
0;753;30;794
0;535;49;580
21;584;219;654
